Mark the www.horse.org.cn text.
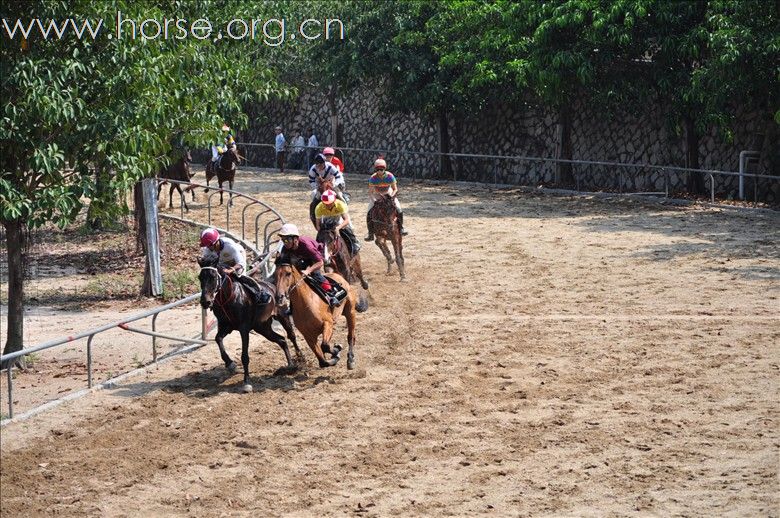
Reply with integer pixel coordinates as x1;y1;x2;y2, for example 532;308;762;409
1;12;346;46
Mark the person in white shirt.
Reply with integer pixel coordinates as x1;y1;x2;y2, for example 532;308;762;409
306;128;318;169
291;131;306;170
199;228;269;305
274;126;286;173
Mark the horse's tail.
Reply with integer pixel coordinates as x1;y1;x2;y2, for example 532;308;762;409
356;293;369;313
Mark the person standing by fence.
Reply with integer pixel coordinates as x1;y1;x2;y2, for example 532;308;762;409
274;126;286;173
307;128;318;170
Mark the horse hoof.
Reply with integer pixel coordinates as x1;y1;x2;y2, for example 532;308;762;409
242;384;253;393
319;357;339;368
347;359;355;370
331;344;342;358
361;281;369;290
227;362;237;374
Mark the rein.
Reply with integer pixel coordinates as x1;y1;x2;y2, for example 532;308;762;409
203;266;238;326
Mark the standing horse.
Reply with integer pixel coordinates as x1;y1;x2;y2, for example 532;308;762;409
274;263;368;370
199;259;302;392
368;194;406;280
205;146;239;206
316;220;370;290
157;150;195;210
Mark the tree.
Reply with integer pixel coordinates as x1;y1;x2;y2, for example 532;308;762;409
1;0;290;363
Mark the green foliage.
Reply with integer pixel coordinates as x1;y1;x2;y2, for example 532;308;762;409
1;0;291;230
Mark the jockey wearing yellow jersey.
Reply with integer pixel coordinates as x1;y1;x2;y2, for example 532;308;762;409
314;189;361;255
211;124;236;163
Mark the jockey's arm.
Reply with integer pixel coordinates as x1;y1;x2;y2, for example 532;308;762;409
301;259;324;277
389;183;398;197
339;212;351;231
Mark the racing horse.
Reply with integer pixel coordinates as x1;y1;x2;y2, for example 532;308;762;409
316;220;370;290
274;262;368;370
368;194;406;280
205;145;240;206
157;149;195;210
198;257;303;393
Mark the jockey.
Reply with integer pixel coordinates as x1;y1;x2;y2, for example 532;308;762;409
211;125;236;163
199;227;269;305
315;189;361;255
308;153;345;202
323;147;345;173
365;158;408;240
275;223;341;306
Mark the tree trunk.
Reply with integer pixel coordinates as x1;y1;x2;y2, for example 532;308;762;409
438;110;453;180
326;86;338;146
684;114;704;194
555;103;574;187
2;219;26;369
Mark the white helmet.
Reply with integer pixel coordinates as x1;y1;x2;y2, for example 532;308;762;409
278;223;300;237
374;158;387;169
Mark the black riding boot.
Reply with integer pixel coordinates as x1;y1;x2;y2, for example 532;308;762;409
341;227;360;254
365;213;374;241
397;211;408;235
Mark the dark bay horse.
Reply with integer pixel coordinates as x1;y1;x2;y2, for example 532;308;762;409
205;146;239;206
369;194;406;280
274;263;368;370
316;220;370;290
157;150;195;210
199;259;302;392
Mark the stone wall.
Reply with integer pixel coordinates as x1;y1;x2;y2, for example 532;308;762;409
240;87;779;203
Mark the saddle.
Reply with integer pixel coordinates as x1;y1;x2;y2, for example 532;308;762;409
304;275;348;307
235;274;271;305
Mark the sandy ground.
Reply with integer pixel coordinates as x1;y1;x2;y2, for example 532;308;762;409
1;168;779;517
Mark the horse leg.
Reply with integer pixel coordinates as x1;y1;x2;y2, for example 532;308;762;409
351;254;370;290
303;332;338;368
321;318;342;363
376;238;394;274
175;184;188;211
215;326;237;373
228;179;234;207
239;329;252;393
218;179;224;205
256;320;297;374
343;298;357;370
157;182;163;201
277;315;304;363
309;200;317;229
394;234;405;280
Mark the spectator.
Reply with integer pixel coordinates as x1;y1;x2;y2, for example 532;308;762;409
274;126;286;173
291;131;306;170
306;128;318;169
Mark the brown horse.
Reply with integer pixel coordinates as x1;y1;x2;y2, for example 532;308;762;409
316;220;370;290
157;150;195;210
274;263;368;370
205;146;239;206
369;194;406;280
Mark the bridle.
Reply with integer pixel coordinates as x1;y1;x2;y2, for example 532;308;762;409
201;266;237;324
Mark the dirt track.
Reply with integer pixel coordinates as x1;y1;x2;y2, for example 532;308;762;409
2;169;779;516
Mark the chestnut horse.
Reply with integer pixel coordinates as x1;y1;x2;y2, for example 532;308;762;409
274;263;368;370
316;220;370;290
205;146;239;206
199;259;302;392
157;150;195;210
368;194;406;280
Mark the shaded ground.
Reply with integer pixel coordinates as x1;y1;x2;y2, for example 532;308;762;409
1;168;778;516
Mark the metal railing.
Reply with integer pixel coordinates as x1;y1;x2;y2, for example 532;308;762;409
1;181;289;421
1;295;214;420
237;142;779;206
158;179;286;265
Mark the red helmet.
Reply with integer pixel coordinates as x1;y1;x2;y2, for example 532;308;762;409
321;189;337;204
200;227;220;247
323;147;335;156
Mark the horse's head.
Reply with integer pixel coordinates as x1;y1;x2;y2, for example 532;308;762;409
273;262;296;310
317;177;335;194
221;146;239;168
198;266;222;309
